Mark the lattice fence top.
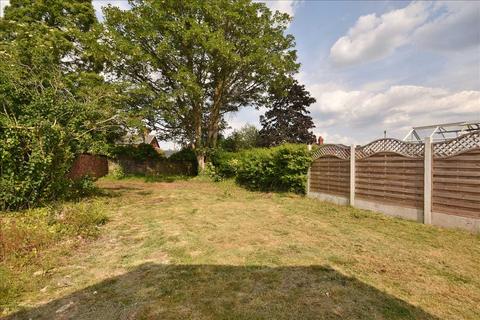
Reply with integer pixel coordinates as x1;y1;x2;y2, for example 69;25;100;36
312;144;350;160
311;130;480;161
433;130;480;158
356;138;424;159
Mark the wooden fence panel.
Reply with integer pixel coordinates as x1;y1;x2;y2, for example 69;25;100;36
310;156;350;197
432;148;480;219
355;152;424;209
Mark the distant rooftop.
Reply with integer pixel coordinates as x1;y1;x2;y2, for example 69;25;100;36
119;131;158;145
403;120;480;143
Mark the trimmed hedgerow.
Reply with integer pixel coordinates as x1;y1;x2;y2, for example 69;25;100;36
111;143;165;162
211;144;312;194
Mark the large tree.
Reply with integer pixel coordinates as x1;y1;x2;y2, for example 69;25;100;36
0;1;124;210
259;80;316;146
2;0;103;72
102;0;299;170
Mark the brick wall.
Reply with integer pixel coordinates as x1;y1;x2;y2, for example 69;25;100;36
68;154;108;180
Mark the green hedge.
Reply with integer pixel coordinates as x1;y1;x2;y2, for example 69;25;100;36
211;144;312;194
111;143;165;161
169;148;198;174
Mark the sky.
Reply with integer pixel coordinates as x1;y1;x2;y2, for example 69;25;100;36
1;0;479;147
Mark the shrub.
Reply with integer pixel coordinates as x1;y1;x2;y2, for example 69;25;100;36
211;150;240;178
66;177;101;200
0;126;74;211
0;38;122;211
109;164;126;179
212;144;312;194
169;148;198;174
111;143;165;161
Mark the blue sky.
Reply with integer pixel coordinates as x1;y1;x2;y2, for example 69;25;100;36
1;0;479;147
247;0;480;145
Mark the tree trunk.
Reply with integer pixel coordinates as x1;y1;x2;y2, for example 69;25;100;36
196;153;205;172
207;118;219;149
192;102;205;173
207;80;223;149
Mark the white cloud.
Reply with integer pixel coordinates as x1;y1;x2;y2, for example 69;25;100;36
0;0;10;17
314;131;356;146
225;107;265;135
330;1;480;67
307;83;480;143
330;2;429;67
259;0;300;18
414;1;480;51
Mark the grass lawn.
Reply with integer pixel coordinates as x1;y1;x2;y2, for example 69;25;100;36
2;177;479;319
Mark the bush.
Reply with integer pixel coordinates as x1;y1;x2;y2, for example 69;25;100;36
111;143;165;161
0;126;74;211
0;39;122;211
212;144;312;194
169;148;198;174
109;164;126;179
66;177;101;200
211;150;240;178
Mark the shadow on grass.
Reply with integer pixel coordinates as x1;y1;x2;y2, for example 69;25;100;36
143;174;192;183
103;174;193;184
6;263;438;320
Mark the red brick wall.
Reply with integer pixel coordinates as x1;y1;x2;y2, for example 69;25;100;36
68;154;108;180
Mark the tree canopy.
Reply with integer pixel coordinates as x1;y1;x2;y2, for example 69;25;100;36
259;80;316;146
0;0;308;209
102;0;299;169
2;0;103;72
0;0;124;210
221;124;260;152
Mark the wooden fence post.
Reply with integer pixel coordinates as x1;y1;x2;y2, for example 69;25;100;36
424;137;432;224
350;145;356;206
307;166;311;195
307;144;312;195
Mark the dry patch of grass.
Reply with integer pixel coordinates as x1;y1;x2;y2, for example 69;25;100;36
0;199;110;314
2;177;479;319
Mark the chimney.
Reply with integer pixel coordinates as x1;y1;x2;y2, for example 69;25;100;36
318;136;324;145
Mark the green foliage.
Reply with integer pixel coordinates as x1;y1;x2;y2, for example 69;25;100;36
66;177;100;201
212;144;312;194
0;55;119;210
221;124;260;152
211;150;241;178
102;0;299;165
259;80;316;147
109;165;126;180
203;162;223;182
3;0;103;72
111;144;165;162
0;125;72;211
0;4;124;210
169;148;198;174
